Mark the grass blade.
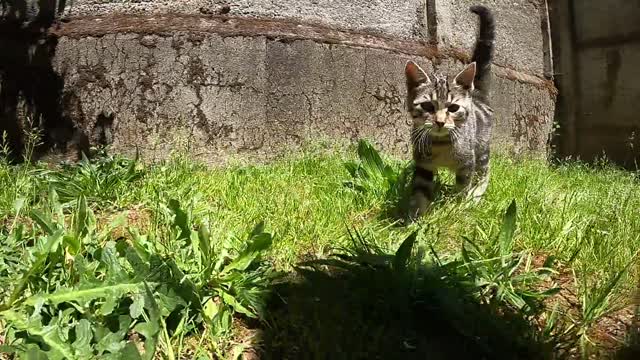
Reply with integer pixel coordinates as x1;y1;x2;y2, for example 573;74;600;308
498;200;517;260
393;231;417;272
26;282;153;306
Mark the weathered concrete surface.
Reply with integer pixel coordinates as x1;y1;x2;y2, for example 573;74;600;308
578;44;640;129
574;43;640;163
62;0;549;77
49;16;555;164
53;32;413;163
64;0;427;39
551;0;640;168
573;1;640;45
432;0;547;76
2;1;556;164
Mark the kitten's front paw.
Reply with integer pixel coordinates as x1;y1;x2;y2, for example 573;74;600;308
467;192;483;204
405;209;421;224
465;176;490;203
406;197;429;223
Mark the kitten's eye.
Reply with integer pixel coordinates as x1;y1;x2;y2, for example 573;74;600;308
420;102;435;113
447;104;460;113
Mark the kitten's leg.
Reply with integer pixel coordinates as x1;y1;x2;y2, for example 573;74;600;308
455;167;473;194
408;166;435;221
469;153;491;201
455;150;476;195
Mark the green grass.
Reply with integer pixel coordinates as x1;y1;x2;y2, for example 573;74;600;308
1;140;640;359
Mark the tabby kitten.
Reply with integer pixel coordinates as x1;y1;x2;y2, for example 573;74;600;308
405;5;495;220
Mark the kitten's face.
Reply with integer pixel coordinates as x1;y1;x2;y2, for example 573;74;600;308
405;61;476;138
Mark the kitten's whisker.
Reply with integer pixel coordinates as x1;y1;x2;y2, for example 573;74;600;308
421;130;430;152
411;127;424;137
411;128;425;145
410;129;420;143
413;127;430;152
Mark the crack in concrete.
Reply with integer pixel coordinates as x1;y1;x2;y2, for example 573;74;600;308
43;18;555;164
49;13;556;94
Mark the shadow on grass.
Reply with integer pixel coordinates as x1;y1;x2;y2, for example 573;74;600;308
258;250;555;360
612;282;640;360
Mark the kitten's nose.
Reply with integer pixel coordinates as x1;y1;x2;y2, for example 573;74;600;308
434;121;445;128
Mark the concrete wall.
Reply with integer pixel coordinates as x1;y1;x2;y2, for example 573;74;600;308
0;0;556;164
63;0;551;79
64;0;427;39
551;0;640;168
433;0;548;76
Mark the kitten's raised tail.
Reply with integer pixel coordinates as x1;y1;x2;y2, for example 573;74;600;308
470;5;495;95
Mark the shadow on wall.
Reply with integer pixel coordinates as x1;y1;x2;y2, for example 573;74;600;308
0;0;88;163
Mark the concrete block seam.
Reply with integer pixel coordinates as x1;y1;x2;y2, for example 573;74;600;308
48;13;557;95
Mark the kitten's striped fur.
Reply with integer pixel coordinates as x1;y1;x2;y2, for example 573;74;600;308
405;5;495;221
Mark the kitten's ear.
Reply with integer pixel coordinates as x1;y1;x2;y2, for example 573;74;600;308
405;61;430;87
454;62;476;90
